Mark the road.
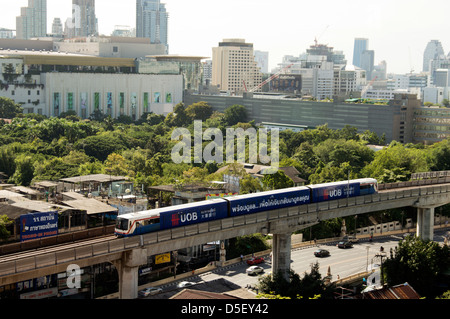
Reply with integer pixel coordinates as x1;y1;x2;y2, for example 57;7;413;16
142;229;449;299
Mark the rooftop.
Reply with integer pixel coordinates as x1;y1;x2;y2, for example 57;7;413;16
59;174;129;184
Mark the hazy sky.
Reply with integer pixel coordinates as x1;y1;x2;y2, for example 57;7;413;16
2;0;449;74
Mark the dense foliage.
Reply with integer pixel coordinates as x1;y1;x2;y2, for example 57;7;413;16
1;97;450;195
257;262;335;299
383;235;450;298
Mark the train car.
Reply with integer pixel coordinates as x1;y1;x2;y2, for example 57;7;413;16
308;178;378;203
159;199;228;230
225;186;311;217
115;199;228;237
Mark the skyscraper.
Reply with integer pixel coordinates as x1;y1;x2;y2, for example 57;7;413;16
16;0;47;39
423;40;445;72
71;0;98;37
352;38;368;68
136;0;169;53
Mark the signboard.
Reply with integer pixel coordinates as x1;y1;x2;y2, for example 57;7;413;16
20;211;58;242
155;253;171;265
206;193;238;200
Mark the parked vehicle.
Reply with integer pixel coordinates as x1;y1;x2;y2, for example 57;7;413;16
246;266;264;275
337;241;353;249
247;257;264;265
314;249;330;257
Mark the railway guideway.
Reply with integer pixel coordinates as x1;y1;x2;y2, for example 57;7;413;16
1;179;450;298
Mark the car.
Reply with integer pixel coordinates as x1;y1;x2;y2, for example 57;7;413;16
246;266;264;275
139;287;162;297
177;281;195;288
314;249;330;257
247;257;264;265
337;241;353;249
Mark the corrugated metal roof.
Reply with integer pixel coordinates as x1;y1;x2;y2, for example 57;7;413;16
361;283;421;299
61;199;117;215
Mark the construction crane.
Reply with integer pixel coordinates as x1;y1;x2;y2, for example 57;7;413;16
248;63;294;93
314;25;330;46
361;76;378;98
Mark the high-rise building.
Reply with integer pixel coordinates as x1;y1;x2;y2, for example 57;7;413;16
423;40;445;72
361;50;375;80
212;39;263;94
51;18;63;37
16;0;47;39
136;0;169;53
71;0;98;37
352;38;368;68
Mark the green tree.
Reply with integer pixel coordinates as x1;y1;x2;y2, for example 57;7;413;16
239;175;263;194
185;101;213;121
224;104;247;126
0;145;16;176
104;153;129;176
383;235;450;298
257;262;335;299
0;215;12;241
361;141;429;181
429;138;450;171
10;155;34;186
261;170;294;190
165;103;190;127
75;132;129;161
0;97;23;119
226;234;270;259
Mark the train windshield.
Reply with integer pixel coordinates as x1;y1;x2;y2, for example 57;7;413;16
116;217;129;231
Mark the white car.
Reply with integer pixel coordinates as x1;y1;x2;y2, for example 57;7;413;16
139;287;162;297
246;265;264;275
177;281;195;288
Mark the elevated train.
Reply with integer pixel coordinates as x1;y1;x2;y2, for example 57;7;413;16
115;178;378;237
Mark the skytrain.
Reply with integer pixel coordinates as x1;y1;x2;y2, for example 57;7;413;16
115;178;378;237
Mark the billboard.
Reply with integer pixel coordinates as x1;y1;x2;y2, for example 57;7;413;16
155;253;171;265
20;212;58;242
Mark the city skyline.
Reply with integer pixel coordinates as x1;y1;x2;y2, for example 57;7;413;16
1;0;449;74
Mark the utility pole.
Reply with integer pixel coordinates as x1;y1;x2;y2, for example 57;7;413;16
375;246;387;286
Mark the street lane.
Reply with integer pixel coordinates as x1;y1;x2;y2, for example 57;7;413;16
144;229;448;298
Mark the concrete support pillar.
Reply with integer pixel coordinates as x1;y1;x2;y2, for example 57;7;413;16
271;233;291;282
114;248;148;299
416;207;434;241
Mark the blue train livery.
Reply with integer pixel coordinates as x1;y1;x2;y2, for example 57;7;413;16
227;187;311;217
115;178;378;237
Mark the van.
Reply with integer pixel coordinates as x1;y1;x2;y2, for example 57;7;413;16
342;235;359;243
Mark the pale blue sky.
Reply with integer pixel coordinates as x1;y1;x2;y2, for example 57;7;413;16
2;0;449;74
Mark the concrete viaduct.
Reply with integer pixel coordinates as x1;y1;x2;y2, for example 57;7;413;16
1;176;450;299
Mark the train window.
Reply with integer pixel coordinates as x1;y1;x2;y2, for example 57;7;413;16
116;218;129;230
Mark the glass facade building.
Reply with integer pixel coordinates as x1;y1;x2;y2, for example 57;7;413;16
136;0;169;53
16;0;47;39
352;38;368;68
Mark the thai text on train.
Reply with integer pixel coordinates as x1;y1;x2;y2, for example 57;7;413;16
171;120;279;171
